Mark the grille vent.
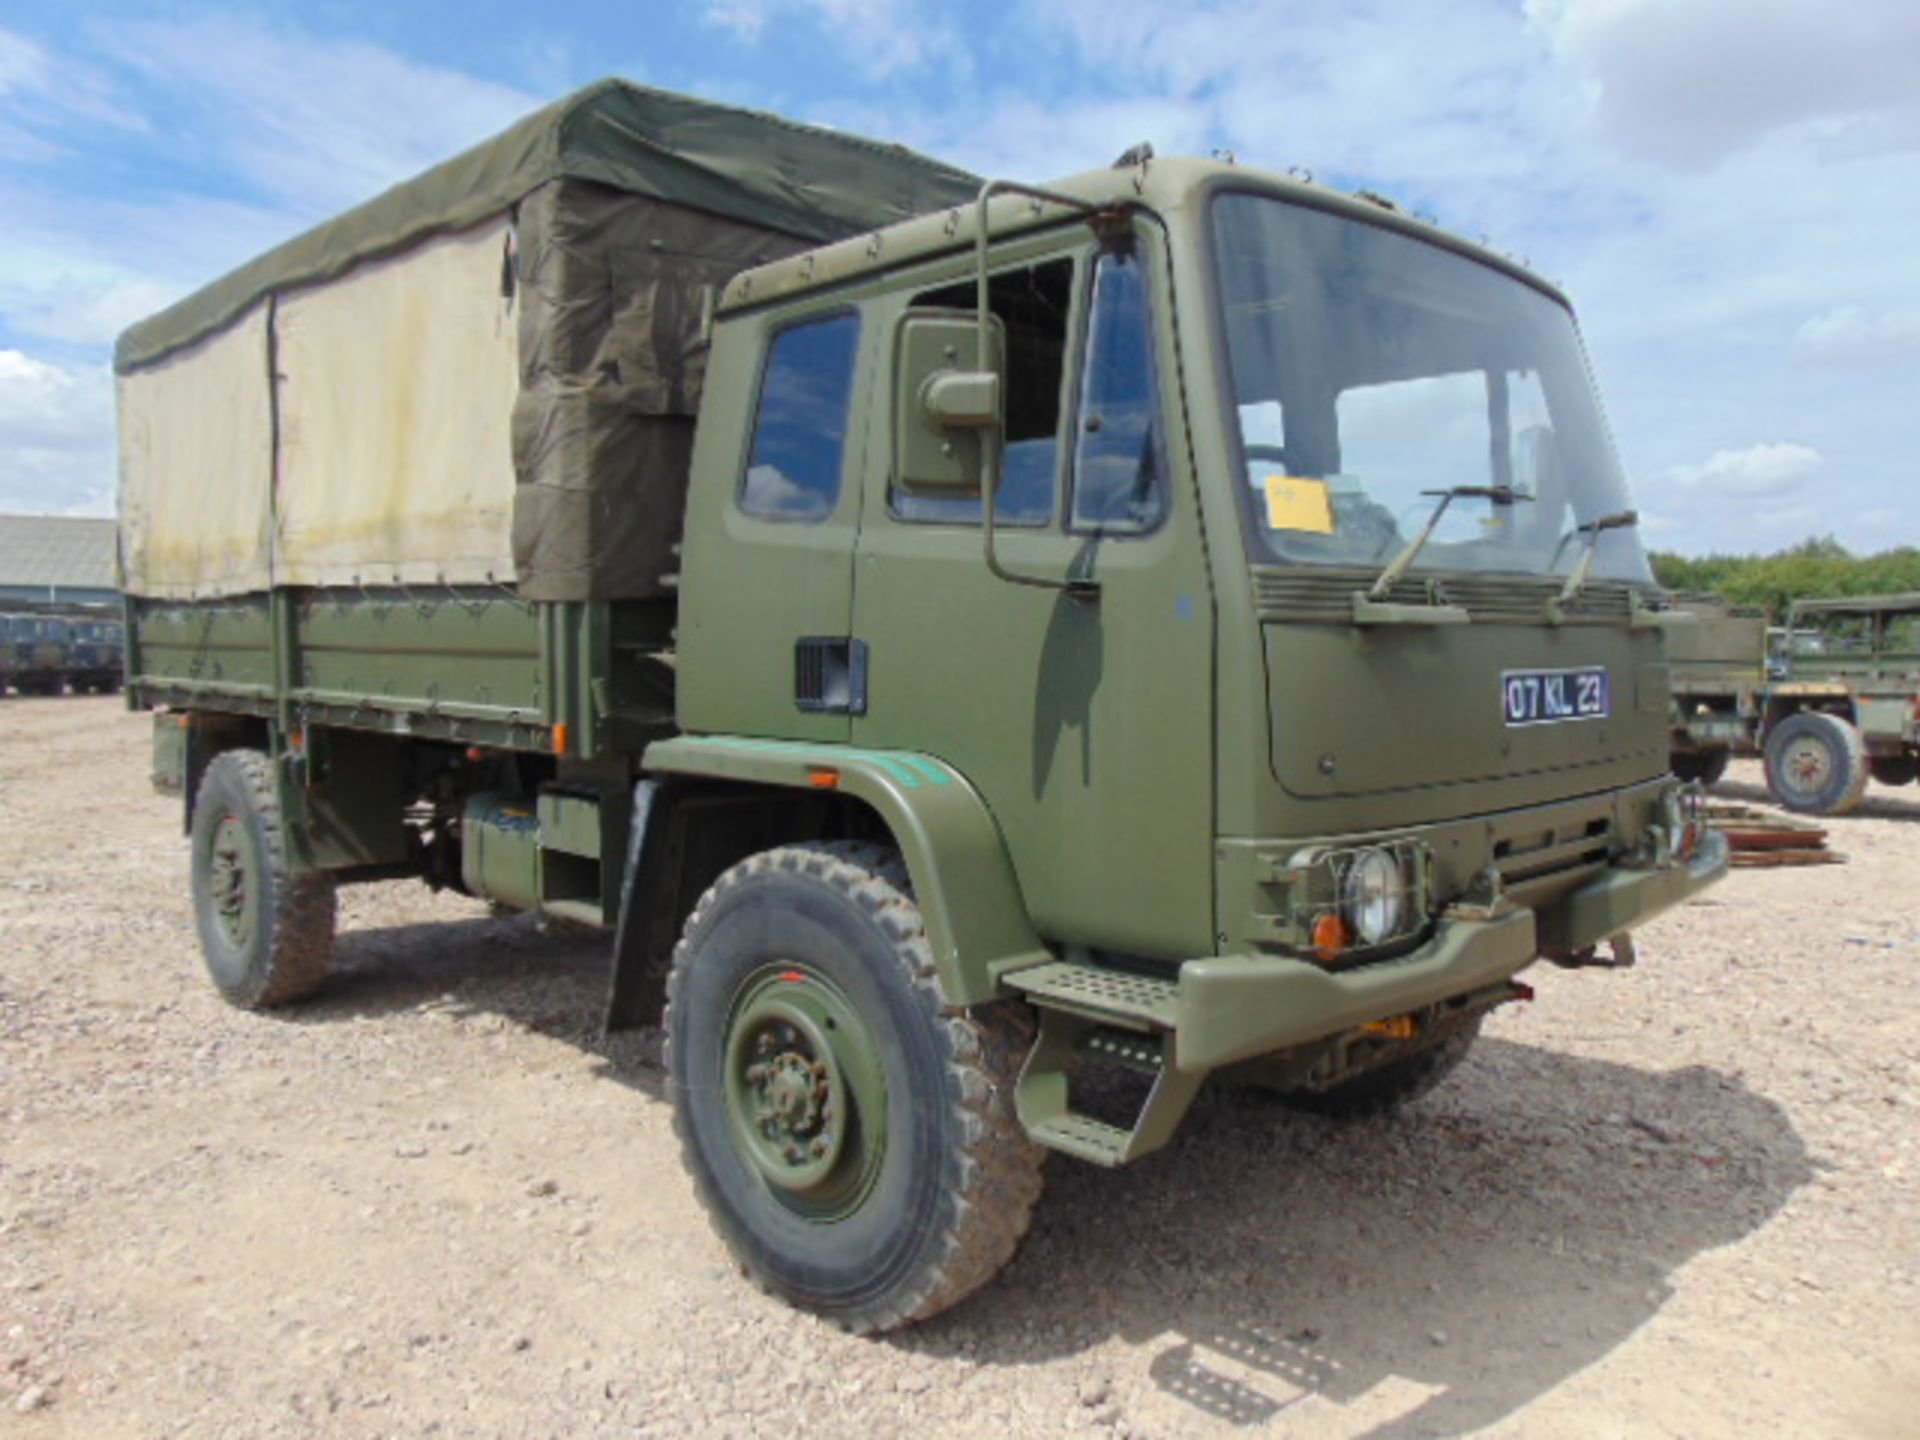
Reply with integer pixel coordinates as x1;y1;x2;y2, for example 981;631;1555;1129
1250;567;1648;624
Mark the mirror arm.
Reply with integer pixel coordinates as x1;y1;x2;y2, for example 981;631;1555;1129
972;178;1109;601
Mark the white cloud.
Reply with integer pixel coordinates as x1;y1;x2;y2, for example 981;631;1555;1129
1794;306;1920;369
1666;442;1824;500
702;0;962;82
0;349;116;514
93;15;536;219
0;23;147;137
1526;0;1920;169
0;27;49;95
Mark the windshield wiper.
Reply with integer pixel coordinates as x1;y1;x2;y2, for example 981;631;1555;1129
1367;485;1531;601
1554;509;1639;607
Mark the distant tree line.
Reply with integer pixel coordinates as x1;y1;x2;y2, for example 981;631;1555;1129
1650;537;1920;615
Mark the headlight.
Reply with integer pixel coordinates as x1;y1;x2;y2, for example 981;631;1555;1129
1340;847;1407;945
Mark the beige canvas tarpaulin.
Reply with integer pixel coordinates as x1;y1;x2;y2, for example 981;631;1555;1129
114;78;980;603
275;218;520;588
116;306;273;599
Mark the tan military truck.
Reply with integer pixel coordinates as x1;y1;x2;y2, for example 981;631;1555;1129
1670;591;1920;812
120;78;1725;1331
1768;594;1920;803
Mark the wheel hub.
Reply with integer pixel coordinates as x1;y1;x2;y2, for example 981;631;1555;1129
207;814;256;947
721;966;887;1219
1783;737;1832;790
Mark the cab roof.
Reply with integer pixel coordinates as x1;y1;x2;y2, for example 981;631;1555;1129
717;154;1569;316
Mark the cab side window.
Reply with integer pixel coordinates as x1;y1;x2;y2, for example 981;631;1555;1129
1070;249;1167;534
893;258;1072;526
739;312;861;522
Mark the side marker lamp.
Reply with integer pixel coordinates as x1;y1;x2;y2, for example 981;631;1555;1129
1311;911;1350;961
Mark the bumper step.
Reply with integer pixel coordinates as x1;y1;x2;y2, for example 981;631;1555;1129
1004;960;1198;1167
1003;960;1179;1030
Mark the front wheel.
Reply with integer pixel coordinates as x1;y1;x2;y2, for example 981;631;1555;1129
665;842;1045;1334
1764;712;1869;815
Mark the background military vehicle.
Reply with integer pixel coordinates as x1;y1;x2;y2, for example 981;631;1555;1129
1667;595;1768;787
1767;594;1920;803
1669;592;1920;813
118;79;1725;1332
63;614;126;693
1;610;72;695
0;605;124;696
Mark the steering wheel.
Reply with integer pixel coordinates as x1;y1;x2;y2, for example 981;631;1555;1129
1243;442;1289;473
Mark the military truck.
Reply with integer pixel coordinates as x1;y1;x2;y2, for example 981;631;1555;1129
1765;594;1920;803
64;614;125;693
1669;592;1920;812
119;79;1726;1333
1;611;71;695
1667;595;1767;786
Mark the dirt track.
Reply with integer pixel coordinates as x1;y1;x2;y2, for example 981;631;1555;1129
2;696;1917;1438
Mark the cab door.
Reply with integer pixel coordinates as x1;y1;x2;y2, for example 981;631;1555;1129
849;227;1216;960
676;306;869;740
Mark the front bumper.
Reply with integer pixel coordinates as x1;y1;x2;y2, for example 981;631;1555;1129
1173;829;1728;1072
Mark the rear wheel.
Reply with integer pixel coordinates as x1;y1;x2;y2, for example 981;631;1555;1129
1670;749;1730;787
189;749;337;1008
1276;1020;1482;1120
1869;754;1918;787
665;842;1045;1333
1764;712;1869;815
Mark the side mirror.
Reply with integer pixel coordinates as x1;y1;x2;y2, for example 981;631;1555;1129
894;308;1005;496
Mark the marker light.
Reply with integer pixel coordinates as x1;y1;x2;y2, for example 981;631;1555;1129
1311;911;1350;961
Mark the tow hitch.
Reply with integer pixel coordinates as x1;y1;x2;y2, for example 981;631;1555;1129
1547;931;1637;969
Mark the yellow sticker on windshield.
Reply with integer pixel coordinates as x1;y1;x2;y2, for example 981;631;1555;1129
1263;474;1334;533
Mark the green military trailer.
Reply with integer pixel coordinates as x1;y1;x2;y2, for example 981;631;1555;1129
1666;594;1768;786
120;79;1726;1332
1668;592;1920;812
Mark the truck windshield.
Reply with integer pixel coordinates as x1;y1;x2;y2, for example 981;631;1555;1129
1211;193;1651;585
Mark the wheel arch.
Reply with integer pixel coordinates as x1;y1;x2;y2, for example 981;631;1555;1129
1761;690;1856;732
620;736;1049;1021
177;711;272;833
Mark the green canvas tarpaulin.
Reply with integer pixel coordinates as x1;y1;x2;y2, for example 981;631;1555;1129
117;78;979;373
116;78;981;601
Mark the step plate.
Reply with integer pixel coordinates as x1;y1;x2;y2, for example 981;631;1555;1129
1005;961;1180;1029
1026;1114;1132;1167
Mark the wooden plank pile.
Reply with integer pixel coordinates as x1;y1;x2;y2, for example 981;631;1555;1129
1704;802;1846;867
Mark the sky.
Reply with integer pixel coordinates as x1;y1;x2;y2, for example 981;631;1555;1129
0;0;1915;556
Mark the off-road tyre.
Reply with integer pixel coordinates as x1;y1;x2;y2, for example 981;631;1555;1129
665;841;1045;1334
1670;749;1730;787
189;749;337;1009
1764;711;1869;816
1278;1019;1483;1120
1868;754;1918;787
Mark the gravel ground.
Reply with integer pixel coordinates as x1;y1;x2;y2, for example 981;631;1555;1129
2;696;1917;1439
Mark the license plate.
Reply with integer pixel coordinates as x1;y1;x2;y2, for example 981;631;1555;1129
1502;667;1609;726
